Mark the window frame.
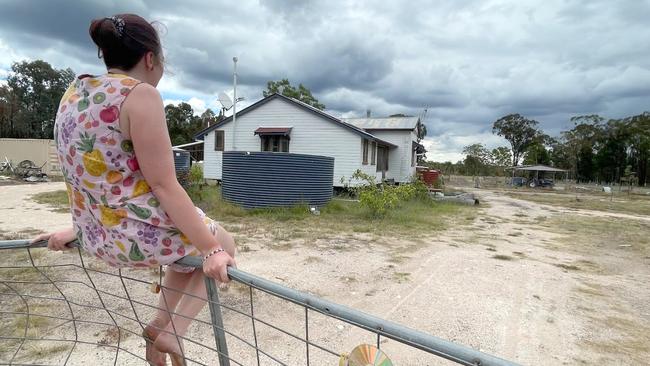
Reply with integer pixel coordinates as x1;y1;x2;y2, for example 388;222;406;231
371;141;376;165
260;135;290;153
376;145;389;172
362;139;369;165
214;130;224;151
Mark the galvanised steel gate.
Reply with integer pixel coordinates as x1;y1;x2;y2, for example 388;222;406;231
0;239;519;366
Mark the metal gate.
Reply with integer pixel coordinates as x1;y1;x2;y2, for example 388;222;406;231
0;239;518;366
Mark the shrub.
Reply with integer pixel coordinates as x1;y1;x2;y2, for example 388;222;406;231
189;163;204;187
343;170;431;218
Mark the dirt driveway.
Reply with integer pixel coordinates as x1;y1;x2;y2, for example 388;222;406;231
0;182;648;365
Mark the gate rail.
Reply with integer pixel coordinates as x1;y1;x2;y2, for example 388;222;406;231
0;239;519;366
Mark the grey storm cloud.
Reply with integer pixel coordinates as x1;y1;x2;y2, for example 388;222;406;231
1;0;649;161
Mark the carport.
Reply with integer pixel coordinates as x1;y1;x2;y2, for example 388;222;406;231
507;164;568;187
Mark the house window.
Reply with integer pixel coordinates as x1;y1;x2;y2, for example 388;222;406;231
371;141;376;165
362;139;369;165
412;148;416;167
214;130;224;151
261;135;290;152
376;146;389;172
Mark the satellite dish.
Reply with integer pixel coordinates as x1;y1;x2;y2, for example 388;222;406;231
218;92;233;110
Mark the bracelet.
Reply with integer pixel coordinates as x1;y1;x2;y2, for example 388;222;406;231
203;248;225;261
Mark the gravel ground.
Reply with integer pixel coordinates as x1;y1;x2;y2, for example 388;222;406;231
0;182;648;365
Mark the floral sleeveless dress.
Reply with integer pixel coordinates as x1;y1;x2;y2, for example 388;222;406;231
54;73;212;272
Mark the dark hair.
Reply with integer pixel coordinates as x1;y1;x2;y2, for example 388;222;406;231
89;14;162;71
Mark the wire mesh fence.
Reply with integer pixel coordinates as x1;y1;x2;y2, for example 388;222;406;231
0;239;517;366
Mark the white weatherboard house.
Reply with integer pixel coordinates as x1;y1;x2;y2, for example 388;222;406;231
194;93;425;187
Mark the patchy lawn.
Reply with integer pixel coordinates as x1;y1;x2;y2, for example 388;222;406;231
28;186;477;244
189;186;476;244
30;190;69;213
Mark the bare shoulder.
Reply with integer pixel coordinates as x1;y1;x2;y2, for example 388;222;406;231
120;83;165;138
123;83;162;111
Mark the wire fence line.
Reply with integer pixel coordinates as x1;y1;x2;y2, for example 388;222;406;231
0;239;518;366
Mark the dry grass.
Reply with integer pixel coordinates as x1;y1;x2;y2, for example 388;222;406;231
188;186;476;247
97;326;131;345
30;190;70;213
505;191;650;216
387;254;411;264
304;256;323;264
544;215;650;257
554;263;580;271
492;254;515;261
582;315;650;364
392;272;411;283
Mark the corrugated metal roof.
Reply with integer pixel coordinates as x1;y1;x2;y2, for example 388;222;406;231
342;116;420;130
511;165;567;172
194;94;397;148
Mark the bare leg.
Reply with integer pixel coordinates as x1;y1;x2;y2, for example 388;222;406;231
153;224;236;356
145;270;193;365
149;270;194;331
153;269;207;355
149;223;236;330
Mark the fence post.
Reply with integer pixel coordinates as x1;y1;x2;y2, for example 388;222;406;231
204;277;231;366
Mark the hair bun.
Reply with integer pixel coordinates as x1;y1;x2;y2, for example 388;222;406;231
89;17;120;50
88;14;162;71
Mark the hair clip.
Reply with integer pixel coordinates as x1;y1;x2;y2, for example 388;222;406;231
109;16;125;37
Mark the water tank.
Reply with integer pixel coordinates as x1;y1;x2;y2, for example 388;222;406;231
422;170;440;186
222;151;334;209
416;167;440;187
173;149;191;188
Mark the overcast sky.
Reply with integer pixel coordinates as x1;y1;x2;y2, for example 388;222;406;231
1;0;649;162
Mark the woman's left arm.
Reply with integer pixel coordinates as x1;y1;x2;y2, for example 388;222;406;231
31;227;77;251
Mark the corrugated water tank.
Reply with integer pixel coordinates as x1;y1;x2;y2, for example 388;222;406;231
173;149;191;188
222;151;334;209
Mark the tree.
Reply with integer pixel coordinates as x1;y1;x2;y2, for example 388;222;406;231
0;85;19;138
492;114;540;166
462;143;491;175
490;146;512;167
165;102;203;146
463;143;490;163
199;108;218;128
560;116;603;182
523;134;552;166
594;119;629;183
416;121;427;141
263;79;325;110
2;60;75;138
624;112;650;186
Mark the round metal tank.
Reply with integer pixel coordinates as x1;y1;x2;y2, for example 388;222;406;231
173;149;191;188
222;151;334;209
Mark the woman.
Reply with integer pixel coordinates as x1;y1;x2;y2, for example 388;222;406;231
32;14;235;365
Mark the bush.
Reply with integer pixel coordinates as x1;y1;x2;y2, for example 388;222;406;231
189;163;204;187
343;170;431;218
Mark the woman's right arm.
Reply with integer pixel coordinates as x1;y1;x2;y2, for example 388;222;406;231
122;83;235;282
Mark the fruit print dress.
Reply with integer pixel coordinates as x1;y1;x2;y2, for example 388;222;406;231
54;73;211;273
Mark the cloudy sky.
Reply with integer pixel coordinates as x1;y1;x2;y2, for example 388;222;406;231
1;0;649;162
